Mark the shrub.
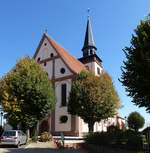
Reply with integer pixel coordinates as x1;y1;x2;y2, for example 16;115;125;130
39;120;49;134
31;135;38;142
126;134;143;150
85;132;112;146
107;125;120;133
40;132;52;142
127;112;145;132
85;130;145;151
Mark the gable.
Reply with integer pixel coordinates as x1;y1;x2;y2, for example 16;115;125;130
34;33;86;74
34;37;57;62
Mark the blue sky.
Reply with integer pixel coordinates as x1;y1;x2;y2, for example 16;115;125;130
0;0;150;127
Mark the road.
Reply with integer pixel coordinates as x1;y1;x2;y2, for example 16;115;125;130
0;148;88;153
0;141;89;153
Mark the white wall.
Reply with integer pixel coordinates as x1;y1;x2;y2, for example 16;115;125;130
34;37;74;132
94;62;103;76
84;62;95;74
79;118;88;134
35;38;57;61
84;62;102;76
41;61;53;79
55;79;72;132
55;58;72;79
79;116;125;134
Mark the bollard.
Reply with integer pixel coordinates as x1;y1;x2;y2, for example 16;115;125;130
60;132;64;148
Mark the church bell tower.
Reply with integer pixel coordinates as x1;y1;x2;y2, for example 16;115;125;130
78;16;103;75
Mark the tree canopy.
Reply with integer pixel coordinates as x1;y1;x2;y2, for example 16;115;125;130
127;112;145;132
68;71;120;132
0;57;55;129
121;14;150;112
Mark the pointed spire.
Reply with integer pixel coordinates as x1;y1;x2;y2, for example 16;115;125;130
82;15;97;57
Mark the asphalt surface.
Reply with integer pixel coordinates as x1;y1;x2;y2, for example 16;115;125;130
0;142;88;153
0;148;88;153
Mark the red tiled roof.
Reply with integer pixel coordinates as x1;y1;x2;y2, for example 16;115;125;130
34;33;86;74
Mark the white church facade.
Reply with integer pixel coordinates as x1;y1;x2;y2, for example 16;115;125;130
33;18;125;136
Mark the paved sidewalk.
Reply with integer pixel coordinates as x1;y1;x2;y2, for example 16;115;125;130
25;141;89;153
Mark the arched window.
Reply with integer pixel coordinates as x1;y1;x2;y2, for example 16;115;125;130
61;84;67;106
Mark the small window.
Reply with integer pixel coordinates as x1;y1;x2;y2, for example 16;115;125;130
44;62;47;66
44;43;47;46
97;67;100;75
60;68;65;74
61;84;67;106
90;50;93;55
85;66;89;70
50;53;54;57
37;57;41;62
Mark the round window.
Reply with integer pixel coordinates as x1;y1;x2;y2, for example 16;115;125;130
60;68;65;74
60;115;68;123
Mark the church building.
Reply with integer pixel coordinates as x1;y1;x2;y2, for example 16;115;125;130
33;17;124;136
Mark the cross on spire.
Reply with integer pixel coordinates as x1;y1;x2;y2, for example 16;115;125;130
87;8;90;18
45;28;48;33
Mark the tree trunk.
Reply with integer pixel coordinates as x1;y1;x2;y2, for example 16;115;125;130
34;123;38;142
36;121;39;136
31;122;38;142
26;129;30;142
88;122;94;133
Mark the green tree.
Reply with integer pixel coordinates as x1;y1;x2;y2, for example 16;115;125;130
127;112;145;132
0;57;55;131
68;71;120;132
121;14;150;112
